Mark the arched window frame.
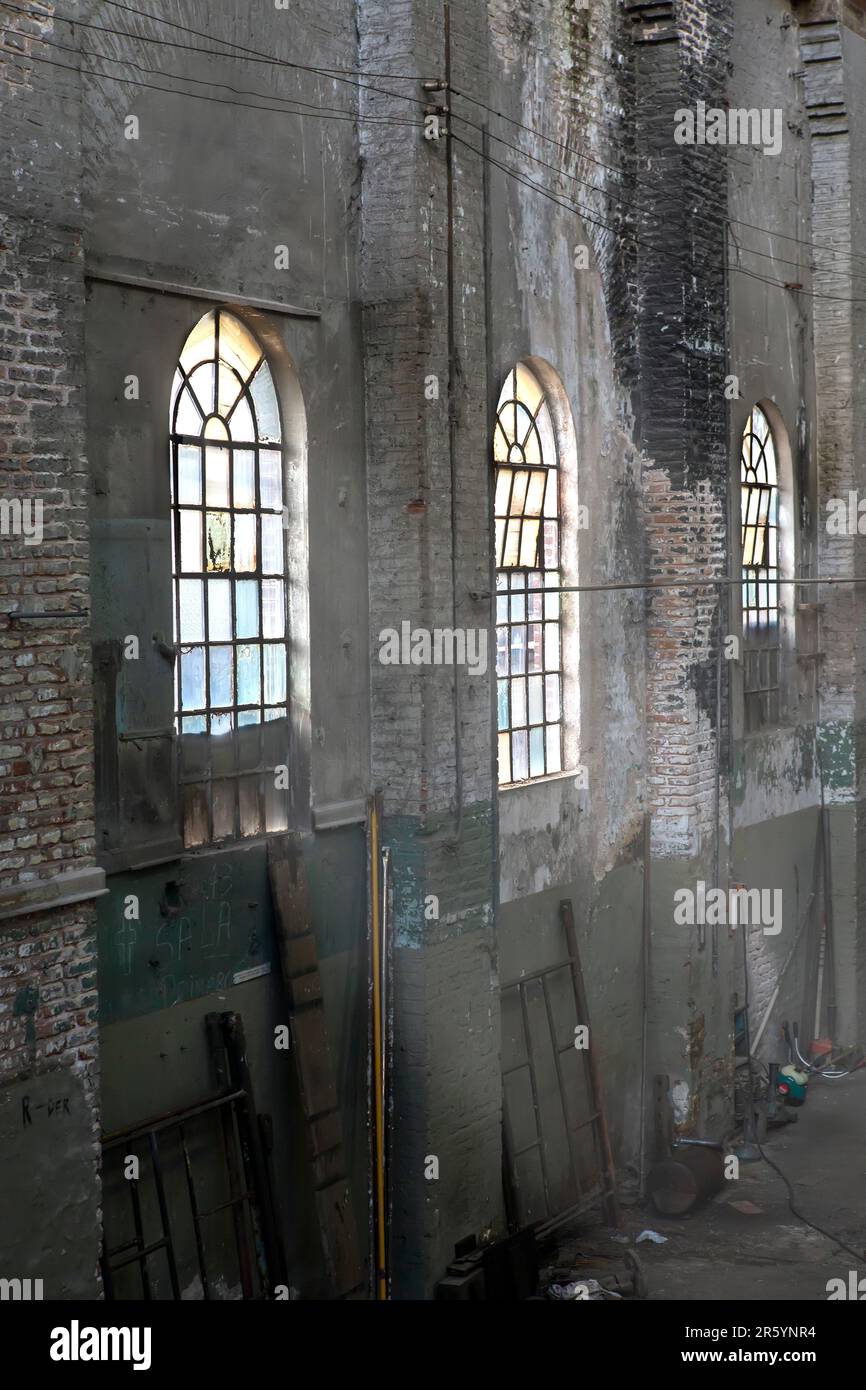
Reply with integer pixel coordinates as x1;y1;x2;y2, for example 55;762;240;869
169;308;292;846
494;361;578;786
738;400;796;733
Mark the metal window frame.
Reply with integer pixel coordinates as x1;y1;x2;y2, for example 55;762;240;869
494;369;563;784
740;405;781;730
170;308;290;846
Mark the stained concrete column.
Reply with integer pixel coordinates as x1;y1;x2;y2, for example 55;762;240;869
358;0;502;1296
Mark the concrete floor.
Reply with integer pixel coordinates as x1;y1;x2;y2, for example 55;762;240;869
549;1069;866;1301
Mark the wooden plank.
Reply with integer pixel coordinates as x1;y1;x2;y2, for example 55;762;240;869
268;835;363;1296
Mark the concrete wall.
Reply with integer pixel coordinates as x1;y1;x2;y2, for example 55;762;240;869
79;0;372;1299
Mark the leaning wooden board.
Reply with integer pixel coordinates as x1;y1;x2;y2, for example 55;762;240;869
268;835;363;1297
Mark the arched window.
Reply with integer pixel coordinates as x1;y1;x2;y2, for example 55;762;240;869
740;403;780;729
170;309;289;845
494;363;563;784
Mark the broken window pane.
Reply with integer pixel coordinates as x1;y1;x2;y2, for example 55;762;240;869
206;512;230;571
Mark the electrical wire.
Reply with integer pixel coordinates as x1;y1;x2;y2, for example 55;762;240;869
452;129;866;308
0;37;424;129
9;0;866;280
7;1;866;284
757;1140;866;1263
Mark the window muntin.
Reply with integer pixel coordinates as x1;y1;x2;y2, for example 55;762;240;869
495;364;563;784
170;309;289;845
740;404;780;729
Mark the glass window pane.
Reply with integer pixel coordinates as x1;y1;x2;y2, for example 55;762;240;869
496;628;508;678
529;726;545;777
212;779;234;840
528;675;544;725
519;518;541;567
260;451;283;510
229;393;255;443
235;580;259;638
205;512;230;571
218;312;262;382
234;514;257;572
265;778;289;834
543;520;558;568
497;680;509;731
525;472;546;516
205;447;230;507
237;643;262;706
510;626;526;676
208;578;231;641
512;729;529;781
182;715;206;734
217;363;242;419
239;776;263;838
181;646;205;711
180;511;202;572
261;579;285;638
183;783;210;848
545;622;561;670
179;312;215;375
512;677;527;727
178;446;201;504
498;731;511;784
210;645;234;708
204;415;229;441
527;623;543;674
175;386;203;435
546;725;562;775
188;362;215;415
261;515;283;575
495;469;513;515
250;361;281;442
233;450;256;509
545;674;561;722
264;644;287;705
179;579;204;643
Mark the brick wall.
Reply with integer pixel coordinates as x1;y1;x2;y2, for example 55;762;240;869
0;3;101;1296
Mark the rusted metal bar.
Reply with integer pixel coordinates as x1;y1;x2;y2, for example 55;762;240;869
148;1131;182;1299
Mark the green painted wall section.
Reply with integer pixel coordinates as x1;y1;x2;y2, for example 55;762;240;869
98;827;367;1025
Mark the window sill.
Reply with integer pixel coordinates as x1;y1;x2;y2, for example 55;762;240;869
499;767;581;794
